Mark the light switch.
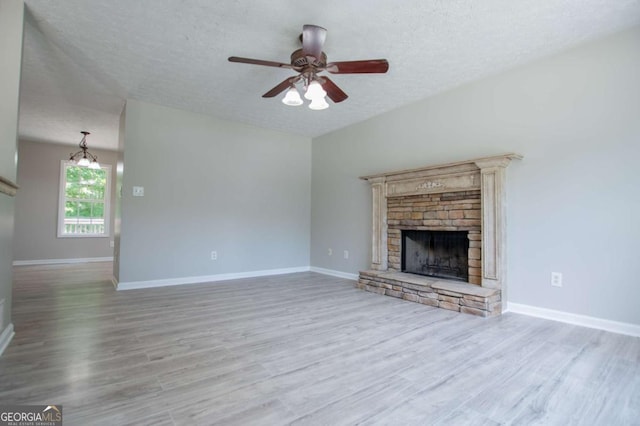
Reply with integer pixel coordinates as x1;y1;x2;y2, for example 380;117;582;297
133;186;144;197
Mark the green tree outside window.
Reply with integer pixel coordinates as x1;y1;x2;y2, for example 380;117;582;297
59;163;110;236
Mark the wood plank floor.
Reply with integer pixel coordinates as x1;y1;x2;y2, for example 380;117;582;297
1;263;639;425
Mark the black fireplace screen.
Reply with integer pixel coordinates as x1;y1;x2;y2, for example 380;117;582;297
401;230;469;281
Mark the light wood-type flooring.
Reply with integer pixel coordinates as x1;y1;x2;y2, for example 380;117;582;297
1;263;639;425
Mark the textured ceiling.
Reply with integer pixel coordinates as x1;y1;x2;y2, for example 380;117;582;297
19;0;640;150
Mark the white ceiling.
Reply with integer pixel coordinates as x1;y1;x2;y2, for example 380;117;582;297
19;0;640;150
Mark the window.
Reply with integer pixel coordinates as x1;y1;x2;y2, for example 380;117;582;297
58;161;111;237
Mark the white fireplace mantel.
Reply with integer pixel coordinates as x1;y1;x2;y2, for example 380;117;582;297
360;153;521;291
0;176;18;197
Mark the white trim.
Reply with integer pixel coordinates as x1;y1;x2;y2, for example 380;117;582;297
111;276;118;289
0;324;15;357
310;266;359;281
57;234;111;239
0;175;19;197
117;266;311;290
506;302;640;337
13;257;113;266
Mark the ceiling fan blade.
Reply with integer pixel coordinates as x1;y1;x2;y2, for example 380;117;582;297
228;56;293;69
326;59;389;74
321;77;348;103
262;78;294;98
302;24;327;60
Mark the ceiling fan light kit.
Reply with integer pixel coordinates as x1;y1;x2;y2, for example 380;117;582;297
229;24;389;111
281;79;329;109
282;86;304;106
304;80;326;101
309;97;330;111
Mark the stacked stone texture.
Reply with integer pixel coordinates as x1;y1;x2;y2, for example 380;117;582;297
386;190;482;285
357;271;501;317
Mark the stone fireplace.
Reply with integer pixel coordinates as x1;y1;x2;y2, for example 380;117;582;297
357;154;521;317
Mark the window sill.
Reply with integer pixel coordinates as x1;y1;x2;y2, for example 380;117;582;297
57;234;111;239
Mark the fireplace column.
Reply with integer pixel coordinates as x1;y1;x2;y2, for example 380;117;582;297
474;157;514;291
369;177;387;271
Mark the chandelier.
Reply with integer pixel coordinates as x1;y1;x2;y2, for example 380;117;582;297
69;131;100;169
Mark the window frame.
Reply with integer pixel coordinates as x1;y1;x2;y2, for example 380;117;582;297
57;160;111;238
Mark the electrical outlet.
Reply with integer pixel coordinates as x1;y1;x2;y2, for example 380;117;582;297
344;250;349;260
328;248;332;256
133;186;144;197
551;272;562;287
211;251;217;261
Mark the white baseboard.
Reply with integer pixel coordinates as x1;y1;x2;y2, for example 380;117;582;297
310;266;359;281
506;302;640;337
117;266;311;290
13;257;113;266
0;323;15;357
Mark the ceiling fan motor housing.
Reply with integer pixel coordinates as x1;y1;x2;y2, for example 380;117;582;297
291;49;327;69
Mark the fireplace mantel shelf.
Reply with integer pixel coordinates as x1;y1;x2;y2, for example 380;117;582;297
359;153;523;181
0;175;18;197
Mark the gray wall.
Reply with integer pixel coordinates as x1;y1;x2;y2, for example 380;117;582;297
311;27;640;325
117;100;311;283
0;0;23;335
13;140;117;261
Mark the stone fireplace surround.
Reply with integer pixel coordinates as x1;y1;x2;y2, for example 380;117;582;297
357;154;521;317
389;190;481;283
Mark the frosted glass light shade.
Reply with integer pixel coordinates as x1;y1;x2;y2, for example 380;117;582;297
282;87;303;106
304;81;326;100
89;160;101;169
309;97;329;110
77;157;90;167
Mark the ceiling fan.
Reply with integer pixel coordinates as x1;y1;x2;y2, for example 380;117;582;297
228;24;389;110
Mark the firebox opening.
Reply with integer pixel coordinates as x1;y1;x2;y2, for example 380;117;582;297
401;230;469;282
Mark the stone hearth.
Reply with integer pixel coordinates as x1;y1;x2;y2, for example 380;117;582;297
358;154;521;317
358;270;501;317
